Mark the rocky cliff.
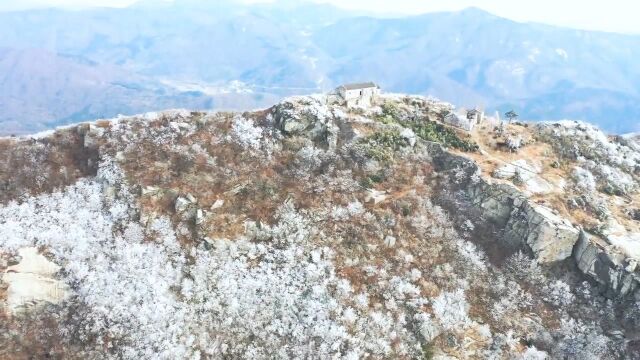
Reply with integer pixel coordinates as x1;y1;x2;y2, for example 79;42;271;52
0;94;639;359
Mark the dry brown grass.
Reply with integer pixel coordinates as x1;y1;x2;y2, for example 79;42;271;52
0;127;100;204
456;120;640;236
0;309;78;360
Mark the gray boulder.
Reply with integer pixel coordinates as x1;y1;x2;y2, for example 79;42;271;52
272;96;339;148
468;182;521;226
504;201;580;263
469;179;579;263
573;231;640;297
175;194;197;221
83;124;105;148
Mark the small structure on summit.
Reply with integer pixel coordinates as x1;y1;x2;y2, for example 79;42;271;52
336;82;380;107
466;108;484;124
443;111;476;132
441;108;485;132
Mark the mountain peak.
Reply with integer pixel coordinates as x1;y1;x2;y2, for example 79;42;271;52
1;92;639;357
458;6;496;17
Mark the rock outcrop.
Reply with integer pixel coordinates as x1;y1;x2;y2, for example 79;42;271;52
573;231;640;297
443;112;475;131
428;142;579;263
492;159;553;194
175;194;198;221
425;140;639;297
2;247;69;313
503;202;580;263
468;181;579;263
272;95;340;149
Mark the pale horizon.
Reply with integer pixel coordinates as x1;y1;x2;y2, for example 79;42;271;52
0;0;638;35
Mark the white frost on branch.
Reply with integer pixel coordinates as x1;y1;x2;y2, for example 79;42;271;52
432;289;471;331
0;164;192;358
231;116;263;150
331;200;365;220
0;167;435;358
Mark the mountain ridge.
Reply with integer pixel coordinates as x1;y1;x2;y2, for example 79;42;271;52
1;3;639;133
1;93;639;358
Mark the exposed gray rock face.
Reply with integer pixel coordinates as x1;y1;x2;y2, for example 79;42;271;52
468;180;579;263
492;160;554;194
2;247;69;314
174;196;192;213
468;182;521;226
503;202;580;263
365;189;389;204
573;231;640;297
142;186;162;199
83;124;105;148
272;96;339;149
424;141;637;296
384;235;397;248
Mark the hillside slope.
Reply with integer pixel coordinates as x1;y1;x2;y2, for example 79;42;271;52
0;94;639;358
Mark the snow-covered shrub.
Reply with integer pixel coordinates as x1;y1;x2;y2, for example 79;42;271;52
0;171;435;358
572;166;597;192
331;200;365;220
543;280;575;307
593;163;636;195
454;239;487;271
537;121;639;170
0;170;192;358
414;313;441;342
387;276;421;301
490;280;533;321
555;318;615;359
269;200;310;247
506;134;524;152
432;289;471;331
186;241;355;358
505;251;545;285
518;346;548;359
231;116;263;150
294;145;323;173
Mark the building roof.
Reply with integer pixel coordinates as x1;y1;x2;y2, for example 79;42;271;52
339;82;377;90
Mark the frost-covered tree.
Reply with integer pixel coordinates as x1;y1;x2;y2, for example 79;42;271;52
543;280;575;307
432;289;471;331
231;116;264;150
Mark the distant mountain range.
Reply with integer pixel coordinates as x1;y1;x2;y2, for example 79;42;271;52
1;1;639;134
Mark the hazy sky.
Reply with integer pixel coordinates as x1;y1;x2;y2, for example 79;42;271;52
1;0;638;34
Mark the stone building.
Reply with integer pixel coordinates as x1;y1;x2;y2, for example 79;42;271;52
443;112;475;131
336;82;380;107
466;109;484;124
